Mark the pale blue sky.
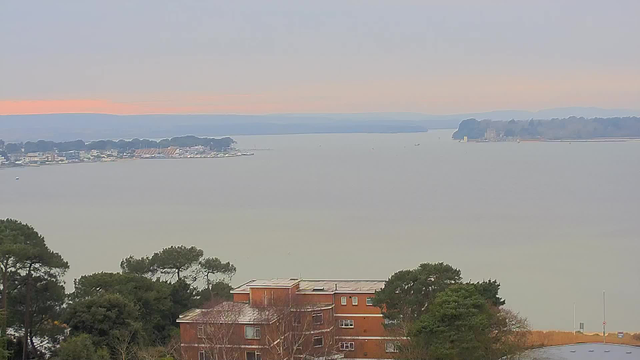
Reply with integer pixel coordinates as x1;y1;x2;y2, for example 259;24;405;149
1;1;639;114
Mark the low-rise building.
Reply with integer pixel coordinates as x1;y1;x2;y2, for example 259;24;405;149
178;279;403;360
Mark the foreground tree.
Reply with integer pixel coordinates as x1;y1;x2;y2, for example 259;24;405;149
373;262;462;325
71;272;175;344
64;293;142;352
0;219;68;360
8;275;66;356
52;335;109;360
408;284;494;360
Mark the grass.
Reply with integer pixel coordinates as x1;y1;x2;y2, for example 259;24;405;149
527;331;640;347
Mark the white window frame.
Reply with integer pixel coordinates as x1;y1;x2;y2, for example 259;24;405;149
339;342;355;351
366;297;374;306
246;351;261;360
385;341;400;353
339;319;354;328
352;296;358;305
340;296;347;305
199;350;206;360
313;335;324;348
312;312;323;325
244;325;261;340
197;324;205;338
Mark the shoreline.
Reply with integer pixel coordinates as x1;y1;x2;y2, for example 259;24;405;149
0;151;254;171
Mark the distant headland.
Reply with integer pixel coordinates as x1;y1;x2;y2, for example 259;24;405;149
0;135;252;168
452;116;640;142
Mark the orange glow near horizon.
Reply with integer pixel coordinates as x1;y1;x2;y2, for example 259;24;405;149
0;99;294;116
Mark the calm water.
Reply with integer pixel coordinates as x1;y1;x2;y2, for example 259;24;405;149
524;344;640;360
1;130;639;331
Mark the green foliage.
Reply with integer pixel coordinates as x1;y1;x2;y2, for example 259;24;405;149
198;281;234;304
410;284;493;360
64;293;142;348
7;275;67;346
120;256;155;277
0;219;68;359
150;245;204;281
473;279;505;307
72;272;176;344
199;257;236;284
373;262;462;322
53;334;109;360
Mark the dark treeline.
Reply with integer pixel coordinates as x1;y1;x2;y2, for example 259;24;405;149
452;116;640;140
0;136;236;154
0;219;236;360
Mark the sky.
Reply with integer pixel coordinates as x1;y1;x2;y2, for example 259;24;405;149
1;0;640;115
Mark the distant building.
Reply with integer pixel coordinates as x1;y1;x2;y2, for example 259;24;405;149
485;128;498;141
178;279;403;360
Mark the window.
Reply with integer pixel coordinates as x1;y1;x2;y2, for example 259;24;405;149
293;313;301;325
339;342;355;351
245;326;261;339
339;319;354;328
197;325;205;338
312;312;323;325
340;296;347;305
384;318;399;325
385;342;400;353
313;336;324;347
366;297;374;306
352;296;358;306
199;350;206;360
246;351;262;360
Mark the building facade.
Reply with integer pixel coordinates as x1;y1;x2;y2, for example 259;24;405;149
178;279;403;360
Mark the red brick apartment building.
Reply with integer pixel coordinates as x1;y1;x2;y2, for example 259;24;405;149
178;279;403;360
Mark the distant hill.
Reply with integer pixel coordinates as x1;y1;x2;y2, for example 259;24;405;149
1;107;638;142
452;117;640;140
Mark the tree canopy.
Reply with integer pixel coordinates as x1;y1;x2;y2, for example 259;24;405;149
452;116;640;140
373;262;462;322
2;136;236;154
375;262;529;360
0;219;237;360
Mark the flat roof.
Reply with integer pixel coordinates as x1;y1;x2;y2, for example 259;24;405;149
232;279;386;294
177;302;279;324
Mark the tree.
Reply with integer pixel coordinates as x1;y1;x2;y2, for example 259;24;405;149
53;335;109;360
150;246;203;281
0;219;31;358
119;256;154;277
0;219;68;360
71;272;175;344
8;275;66;357
17;233;68;360
406;283;529;360
490;308;530;360
409;284;494;360
373;262;462;325
198;257;236;298
64;293;142;350
473;279;505;308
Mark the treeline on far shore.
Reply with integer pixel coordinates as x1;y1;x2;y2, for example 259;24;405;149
0;136;236;154
452;116;640;140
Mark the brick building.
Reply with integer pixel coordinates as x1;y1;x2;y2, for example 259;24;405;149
178;279;403;360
